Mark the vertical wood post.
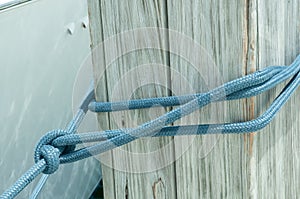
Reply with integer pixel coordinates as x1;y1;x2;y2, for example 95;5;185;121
88;0;300;198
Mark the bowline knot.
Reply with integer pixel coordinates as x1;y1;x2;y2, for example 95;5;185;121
34;129;75;174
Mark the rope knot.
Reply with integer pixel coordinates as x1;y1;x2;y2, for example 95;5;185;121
34;129;75;174
39;145;60;174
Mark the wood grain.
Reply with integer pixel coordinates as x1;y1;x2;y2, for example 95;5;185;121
89;0;176;198
88;0;300;198
253;0;300;198
87;1;116;198
167;0;249;198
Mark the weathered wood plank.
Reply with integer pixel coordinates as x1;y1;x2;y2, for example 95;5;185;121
90;0;177;198
88;0;300;198
87;1;116;198
252;0;300;198
167;0;250;198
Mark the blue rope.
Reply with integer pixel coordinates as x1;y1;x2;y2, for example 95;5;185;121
1;55;300;199
0;83;95;199
88;66;286;112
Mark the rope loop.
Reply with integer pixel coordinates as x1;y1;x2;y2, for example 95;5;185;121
34;129;76;174
2;55;300;199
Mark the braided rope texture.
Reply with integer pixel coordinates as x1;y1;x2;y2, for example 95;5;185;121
1;55;300;199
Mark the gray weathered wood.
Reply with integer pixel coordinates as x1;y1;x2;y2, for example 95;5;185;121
252;0;300;198
89;0;176;198
87;1;116;198
167;0;249;198
88;0;300;198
